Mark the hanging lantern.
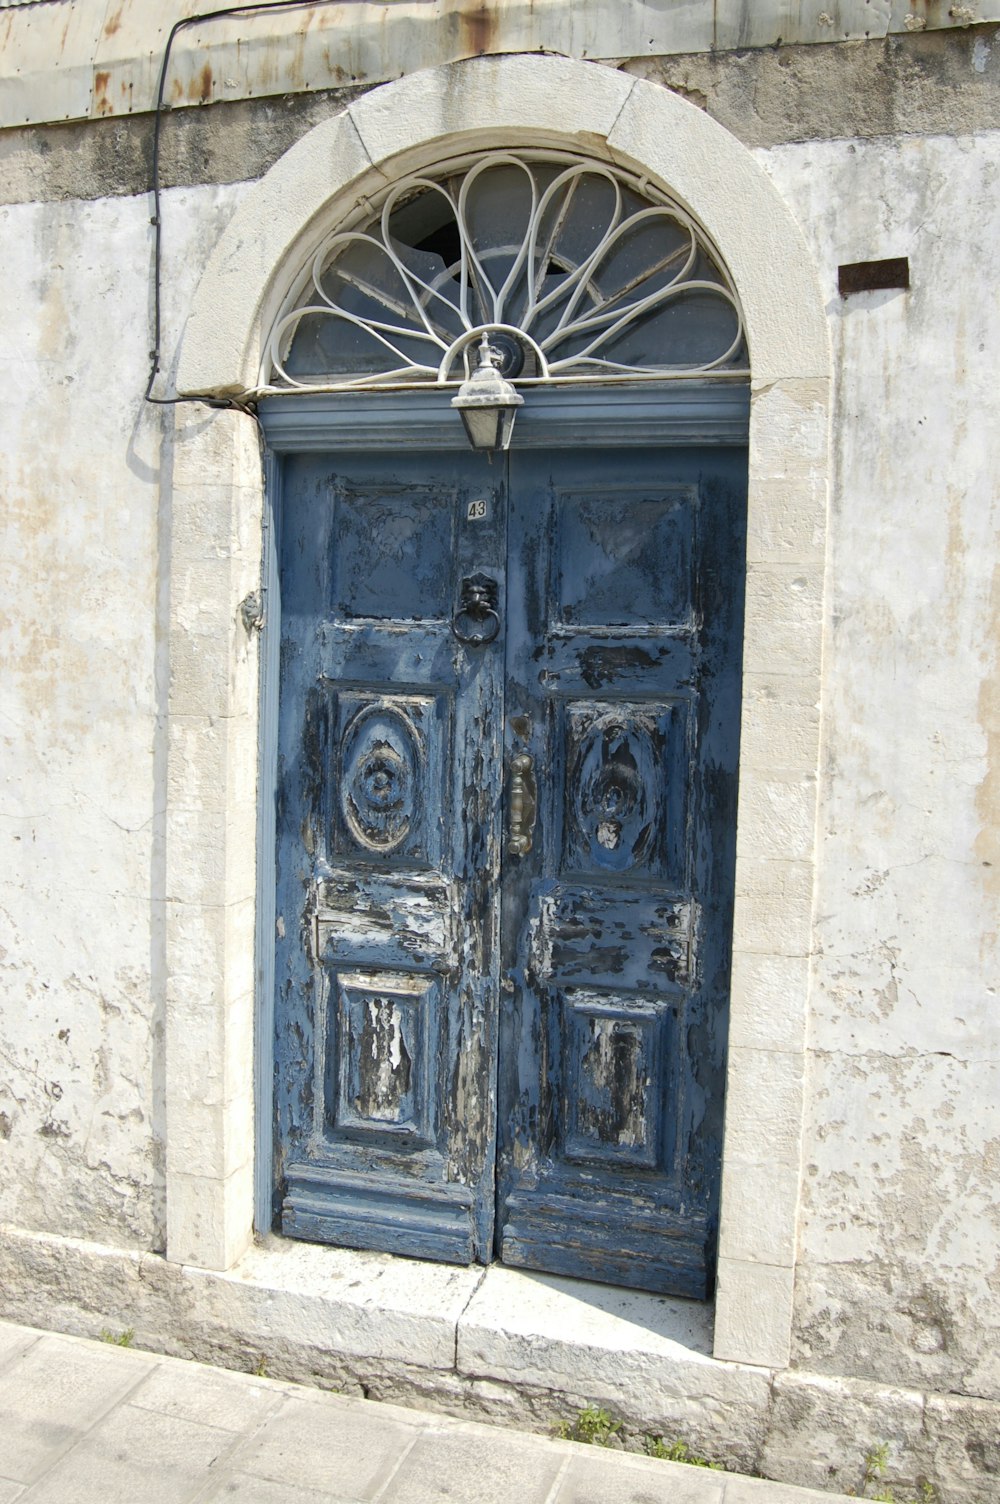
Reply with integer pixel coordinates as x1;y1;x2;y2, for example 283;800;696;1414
451;332;524;451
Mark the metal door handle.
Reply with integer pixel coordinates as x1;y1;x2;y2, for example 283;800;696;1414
507;752;536;856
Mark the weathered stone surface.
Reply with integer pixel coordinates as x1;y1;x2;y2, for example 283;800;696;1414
128;1357;282;1434
457;1266;770;1476
760;1371;927;1498
0;1317;870;1504
1;26;1000;1504
19;1401;234;1504
924;1393;1000;1504
763;1380;1000;1504
723;1481;856;1504
385;1425;567;1504
226;1390;423;1499
624;28;1000;148
3;1234;1000;1499
760;128;1000;1405
555;1450;725;1504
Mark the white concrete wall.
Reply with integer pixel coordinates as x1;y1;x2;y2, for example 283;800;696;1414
1;95;998;1431
759;133;1000;1403
0;181;246;1248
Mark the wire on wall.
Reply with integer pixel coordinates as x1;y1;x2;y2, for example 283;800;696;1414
145;0;375;411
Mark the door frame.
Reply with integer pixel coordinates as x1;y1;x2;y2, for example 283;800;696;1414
166;53;830;1373
256;381;751;1264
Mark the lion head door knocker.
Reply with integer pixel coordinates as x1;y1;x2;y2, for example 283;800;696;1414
451;571;501;646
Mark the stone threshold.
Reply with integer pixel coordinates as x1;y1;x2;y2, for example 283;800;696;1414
0;1225;769;1469
1;1224;996;1499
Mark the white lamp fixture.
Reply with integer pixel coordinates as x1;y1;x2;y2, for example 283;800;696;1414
451;332;524;451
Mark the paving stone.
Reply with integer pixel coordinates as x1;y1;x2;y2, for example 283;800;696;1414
197;1472;349;1503
381;1424;566;1504
0;1324;38;1368
129;1358;283;1433
722;1477;856;1502
17;1401;233;1504
226;1391;422;1499
554;1450;727;1503
0;1334;154;1484
0;1483;25;1504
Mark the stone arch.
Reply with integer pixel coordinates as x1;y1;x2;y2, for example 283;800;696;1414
167;53;830;1372
178;55;827;394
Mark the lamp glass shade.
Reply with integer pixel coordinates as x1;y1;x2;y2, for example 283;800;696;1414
458;402;519;451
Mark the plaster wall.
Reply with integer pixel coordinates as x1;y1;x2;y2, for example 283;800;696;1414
759;134;1000;1405
1;51;999;1501
0;180;247;1248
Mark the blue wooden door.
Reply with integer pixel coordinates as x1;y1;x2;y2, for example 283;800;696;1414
497;447;745;1299
274;441;745;1297
274;448;506;1262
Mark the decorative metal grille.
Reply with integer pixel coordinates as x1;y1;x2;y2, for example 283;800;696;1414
267;152;747;391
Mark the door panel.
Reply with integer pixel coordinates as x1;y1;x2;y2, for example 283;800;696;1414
496;448;746;1299
274;441;746;1298
274;450;505;1262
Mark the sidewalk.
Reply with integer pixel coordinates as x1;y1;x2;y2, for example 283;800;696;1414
0;1318;856;1504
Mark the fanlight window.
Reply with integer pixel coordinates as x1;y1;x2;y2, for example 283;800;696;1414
267;152;747;391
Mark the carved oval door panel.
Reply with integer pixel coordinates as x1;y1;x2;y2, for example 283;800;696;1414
339;702;423;854
272;441;746;1297
566;709;662;874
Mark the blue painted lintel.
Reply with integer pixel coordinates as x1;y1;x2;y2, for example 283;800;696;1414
257;380;750;453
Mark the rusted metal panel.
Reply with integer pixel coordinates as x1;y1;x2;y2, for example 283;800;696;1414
714;0;890;49
0;0;105;125
1;0;998;132
888;0;983;29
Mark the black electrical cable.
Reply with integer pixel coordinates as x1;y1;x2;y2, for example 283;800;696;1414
144;0;374;410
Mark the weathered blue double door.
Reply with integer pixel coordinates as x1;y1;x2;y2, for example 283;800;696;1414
274;442;745;1299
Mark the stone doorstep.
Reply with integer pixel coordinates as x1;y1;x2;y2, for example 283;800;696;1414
207;1237;775;1421
0;1226;979;1498
0;1228;773;1470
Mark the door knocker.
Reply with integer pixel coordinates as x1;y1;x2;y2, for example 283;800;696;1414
451;572;500;646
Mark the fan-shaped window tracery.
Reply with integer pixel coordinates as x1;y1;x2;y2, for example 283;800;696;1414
267;152;748;391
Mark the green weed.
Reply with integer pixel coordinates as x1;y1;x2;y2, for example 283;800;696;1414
644;1436;724;1470
555;1405;725;1472
99;1327;135;1348
848;1442;935;1503
556;1405;622;1447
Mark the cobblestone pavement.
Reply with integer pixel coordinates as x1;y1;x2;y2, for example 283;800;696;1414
0;1319;855;1503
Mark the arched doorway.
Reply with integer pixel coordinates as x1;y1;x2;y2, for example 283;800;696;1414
168;52;829;1367
257;151;749;1299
